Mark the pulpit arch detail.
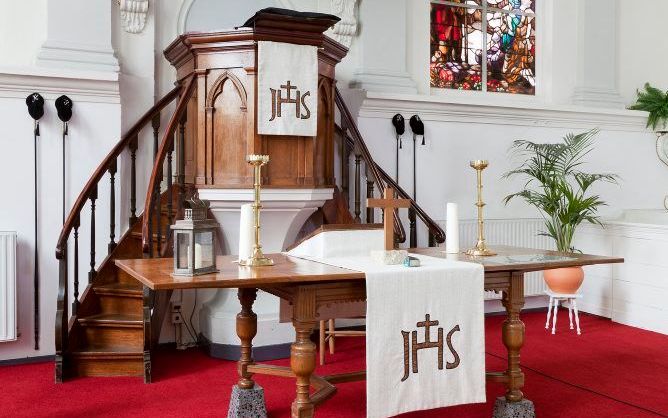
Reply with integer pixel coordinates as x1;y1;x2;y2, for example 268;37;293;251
205;70;248;111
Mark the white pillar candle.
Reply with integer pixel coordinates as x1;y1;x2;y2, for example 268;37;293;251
238;203;255;262
194;243;203;269
445;203;459;254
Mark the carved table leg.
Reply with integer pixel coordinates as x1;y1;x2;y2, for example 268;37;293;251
291;287;318;418
237;288;258;389
494;272;535;418
228;288;267;418
142;286;153;384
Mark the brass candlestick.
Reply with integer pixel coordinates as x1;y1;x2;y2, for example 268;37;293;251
466;160;496;257
239;154;274;267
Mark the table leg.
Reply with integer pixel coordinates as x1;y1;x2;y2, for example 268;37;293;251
501;272;526;402
291;287;318;418
237;288;258;389
291;320;317;418
493;272;535;418
228;288;267;418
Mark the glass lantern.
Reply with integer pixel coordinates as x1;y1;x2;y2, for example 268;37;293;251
171;199;219;276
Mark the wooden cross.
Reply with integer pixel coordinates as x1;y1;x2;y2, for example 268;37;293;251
367;187;411;251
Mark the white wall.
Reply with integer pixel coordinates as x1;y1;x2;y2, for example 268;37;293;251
0;0;47;67
617;0;668;104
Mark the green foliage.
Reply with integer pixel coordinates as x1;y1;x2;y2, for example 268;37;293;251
503;130;618;252
628;83;668;131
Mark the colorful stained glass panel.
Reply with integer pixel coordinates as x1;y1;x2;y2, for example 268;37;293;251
487;0;535;14
486;12;535;94
430;4;485;90
430;1;536;94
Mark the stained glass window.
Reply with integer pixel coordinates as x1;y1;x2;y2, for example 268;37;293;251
430;0;536;95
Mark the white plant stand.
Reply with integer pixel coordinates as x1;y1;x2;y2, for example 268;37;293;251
545;290;583;335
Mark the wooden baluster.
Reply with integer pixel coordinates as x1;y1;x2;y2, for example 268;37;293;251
154;180;162;255
353;154;361;222
108;159;117;254
147;190;154;258
152;112;161;255
129;136;138;225
366;173;374;223
88;185;97;283
341;128;350;209
152;113;160;161
409;207;417;248
55;246;68;383
178;116;186;213
428;231;436;247
167;140;174;226
72;215;80;316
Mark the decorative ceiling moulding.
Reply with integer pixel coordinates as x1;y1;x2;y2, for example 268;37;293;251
328;0;358;47
357;92;649;133
118;0;149;34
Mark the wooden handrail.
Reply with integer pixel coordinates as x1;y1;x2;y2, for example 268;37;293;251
142;75;197;254
333;87;445;245
55;85;182;260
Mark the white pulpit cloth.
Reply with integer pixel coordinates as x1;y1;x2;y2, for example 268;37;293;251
288;230;486;418
257;41;318;136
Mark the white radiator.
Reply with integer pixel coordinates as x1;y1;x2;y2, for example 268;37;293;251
0;232;17;341
439;218;554;300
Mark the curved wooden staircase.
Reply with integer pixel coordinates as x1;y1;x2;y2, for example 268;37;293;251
54;81;444;383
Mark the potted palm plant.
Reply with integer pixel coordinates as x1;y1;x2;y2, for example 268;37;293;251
503;130;618;293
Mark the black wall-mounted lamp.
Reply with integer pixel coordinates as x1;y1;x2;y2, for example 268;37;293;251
25;92;45;351
391;114;405;183
56;95;73;224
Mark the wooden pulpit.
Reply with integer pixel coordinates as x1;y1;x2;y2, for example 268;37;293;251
164;8;347;190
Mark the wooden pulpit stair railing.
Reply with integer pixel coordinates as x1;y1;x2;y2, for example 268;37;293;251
333;87;445;247
54;75;196;383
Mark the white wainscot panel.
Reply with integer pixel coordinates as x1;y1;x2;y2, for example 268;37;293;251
578;213;668;334
612;301;668;335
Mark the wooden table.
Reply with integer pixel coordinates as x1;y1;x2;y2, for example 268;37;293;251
116;246;622;418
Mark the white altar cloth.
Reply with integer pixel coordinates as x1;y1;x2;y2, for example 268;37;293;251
288;229;486;418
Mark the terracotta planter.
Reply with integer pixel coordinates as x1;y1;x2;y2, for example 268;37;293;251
543;266;584;294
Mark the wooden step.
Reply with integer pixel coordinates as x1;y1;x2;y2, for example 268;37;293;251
77;313;144;351
94;283;143;314
70;349;143;377
95;282;142;296
79;313;143;327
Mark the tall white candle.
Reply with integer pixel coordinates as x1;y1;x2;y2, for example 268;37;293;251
238;204;255;262
445;203;459;254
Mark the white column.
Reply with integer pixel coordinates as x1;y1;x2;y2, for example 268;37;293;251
37;0;119;72
572;0;624;108
350;0;417;94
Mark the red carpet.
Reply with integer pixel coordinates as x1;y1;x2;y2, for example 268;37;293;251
2;311;667;418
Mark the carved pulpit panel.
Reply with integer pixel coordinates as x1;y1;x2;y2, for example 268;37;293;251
207;70;250;186
164;8;346;190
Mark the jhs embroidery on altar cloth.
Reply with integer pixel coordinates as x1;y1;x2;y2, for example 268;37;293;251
287;228;486;418
258;41;318;136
